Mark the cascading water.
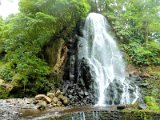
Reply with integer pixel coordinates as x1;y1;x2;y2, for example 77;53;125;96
78;13;139;106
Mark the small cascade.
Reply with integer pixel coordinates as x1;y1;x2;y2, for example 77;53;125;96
72;112;86;120
72;112;99;120
78;13;139;106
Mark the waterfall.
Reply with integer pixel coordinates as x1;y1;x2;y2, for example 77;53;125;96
78;13;139;106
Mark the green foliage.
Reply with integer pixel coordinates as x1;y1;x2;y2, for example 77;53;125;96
19;0;90;38
144;96;160;111
0;0;90;97
0;62;15;81
103;0;160;67
87;0;160;67
0;17;4;54
123;42;160;66
1;13;52;95
0;87;9;99
0;79;11;99
104;0;160;43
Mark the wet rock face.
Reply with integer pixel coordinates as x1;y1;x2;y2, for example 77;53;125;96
63;38;77;83
62;37;95;106
78;58;93;89
62;38;145;106
62;81;95;105
126;73;151;103
138;103;147;110
104;79;124;105
103;77;141;105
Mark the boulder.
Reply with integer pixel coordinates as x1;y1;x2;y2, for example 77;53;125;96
35;94;51;103
62;96;68;105
55;90;61;97
138;103;147;110
36;100;47;110
52;97;59;104
58;94;64;100
117;105;126;110
84;92;89;96
47;92;55;99
79;90;84;95
52;103;57;107
139;83;149;87
57;101;62;107
34;90;68;108
33;99;40;104
68;95;73;99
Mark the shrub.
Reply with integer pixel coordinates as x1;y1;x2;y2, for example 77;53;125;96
123;41;160;66
144;96;160;111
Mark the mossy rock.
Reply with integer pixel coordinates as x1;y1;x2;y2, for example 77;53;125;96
45;39;65;69
144;96;160;111
0;87;9;98
0;79;13;98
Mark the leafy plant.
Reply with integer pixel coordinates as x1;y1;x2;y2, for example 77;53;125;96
0;0;91;97
123;42;160;66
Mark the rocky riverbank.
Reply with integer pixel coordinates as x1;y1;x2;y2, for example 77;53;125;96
0;98;34;120
0;90;68;120
0;98;160;120
0;98;69;120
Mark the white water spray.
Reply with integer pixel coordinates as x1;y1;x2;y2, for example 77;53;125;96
78;13;139;106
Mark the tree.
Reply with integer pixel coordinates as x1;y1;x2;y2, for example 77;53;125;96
125;0;160;43
102;0;160;66
103;0;160;43
0;0;91;97
0;17;4;54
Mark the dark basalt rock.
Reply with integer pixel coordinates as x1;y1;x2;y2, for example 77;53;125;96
78;58;93;89
139;83;149;87
117;105;126;110
138;103;147;110
62;35;145;106
61;36;95;106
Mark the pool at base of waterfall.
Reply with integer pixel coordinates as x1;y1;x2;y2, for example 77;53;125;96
59;110;160;120
20;106;160;120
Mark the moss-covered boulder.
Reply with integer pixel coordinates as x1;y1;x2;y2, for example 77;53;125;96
0;79;13;98
144;96;160;111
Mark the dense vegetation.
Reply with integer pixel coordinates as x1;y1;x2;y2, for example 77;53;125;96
0;0;160;111
102;0;160;66
0;0;90;97
100;0;160;111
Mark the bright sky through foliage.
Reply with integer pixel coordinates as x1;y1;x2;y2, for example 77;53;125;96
0;0;19;19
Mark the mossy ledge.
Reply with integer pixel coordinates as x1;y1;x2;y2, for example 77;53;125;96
57;110;160;120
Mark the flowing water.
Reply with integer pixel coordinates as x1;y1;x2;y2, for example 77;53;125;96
78;13;139;106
